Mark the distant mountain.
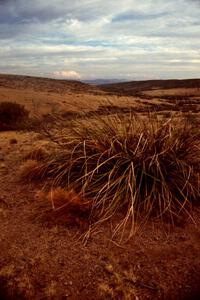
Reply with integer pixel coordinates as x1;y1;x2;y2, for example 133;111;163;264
83;79;125;85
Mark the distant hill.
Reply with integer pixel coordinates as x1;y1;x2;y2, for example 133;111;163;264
1;74;200;97
0;74;101;94
0;74;200;119
99;79;200;95
84;79;125;85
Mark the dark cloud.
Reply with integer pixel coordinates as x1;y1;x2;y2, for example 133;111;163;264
112;11;168;22
0;0;15;3
0;0;99;25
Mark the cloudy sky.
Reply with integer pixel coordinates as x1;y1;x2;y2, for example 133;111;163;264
0;0;200;80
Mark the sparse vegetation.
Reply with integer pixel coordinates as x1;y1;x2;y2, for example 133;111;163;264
99;262;138;300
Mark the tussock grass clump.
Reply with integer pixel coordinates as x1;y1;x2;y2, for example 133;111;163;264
38;114;200;237
47;187;91;214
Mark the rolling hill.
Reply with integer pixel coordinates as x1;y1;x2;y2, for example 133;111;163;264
0;74;101;94
99;78;200;95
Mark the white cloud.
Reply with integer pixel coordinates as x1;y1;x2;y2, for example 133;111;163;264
52;70;81;79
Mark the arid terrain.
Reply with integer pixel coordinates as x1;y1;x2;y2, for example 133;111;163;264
0;74;200;300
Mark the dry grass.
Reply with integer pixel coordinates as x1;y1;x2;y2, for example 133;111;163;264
19;159;44;182
25;113;200;239
24;146;49;161
47;187;91;214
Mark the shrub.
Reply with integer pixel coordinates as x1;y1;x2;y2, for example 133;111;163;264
9;138;18;144
0;101;29;130
33;114;200;239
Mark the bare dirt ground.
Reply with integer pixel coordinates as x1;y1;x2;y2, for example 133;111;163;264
1;75;200;300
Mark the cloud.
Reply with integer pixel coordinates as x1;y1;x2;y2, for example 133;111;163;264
0;0;200;79
112;11;168;22
52;70;81;80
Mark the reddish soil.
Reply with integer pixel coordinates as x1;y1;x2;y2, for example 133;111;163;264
0;131;200;300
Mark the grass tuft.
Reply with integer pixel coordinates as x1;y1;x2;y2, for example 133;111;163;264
32;114;200;238
47;187;91;214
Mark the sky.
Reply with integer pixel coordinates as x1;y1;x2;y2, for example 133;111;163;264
0;0;200;81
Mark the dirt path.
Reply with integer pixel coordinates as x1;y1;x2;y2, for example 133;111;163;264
1;131;200;300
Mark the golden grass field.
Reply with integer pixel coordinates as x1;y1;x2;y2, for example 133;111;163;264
0;74;200;300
